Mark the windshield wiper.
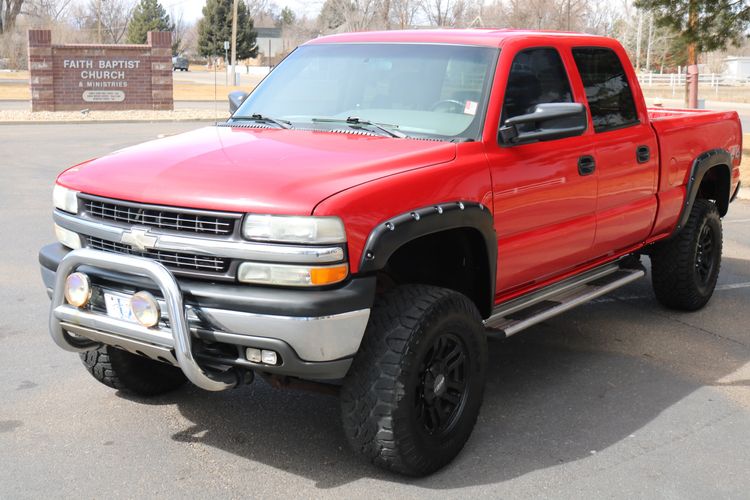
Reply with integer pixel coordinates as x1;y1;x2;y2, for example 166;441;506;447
311;116;407;138
232;113;292;129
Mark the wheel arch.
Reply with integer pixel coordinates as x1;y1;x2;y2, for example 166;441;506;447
358;201;497;317
674;149;732;235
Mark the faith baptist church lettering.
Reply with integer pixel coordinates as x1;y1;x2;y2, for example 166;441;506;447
28;30;173;111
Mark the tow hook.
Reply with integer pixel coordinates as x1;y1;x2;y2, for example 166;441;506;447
237;368;254;387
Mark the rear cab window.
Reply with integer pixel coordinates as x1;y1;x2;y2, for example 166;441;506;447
571;47;639;133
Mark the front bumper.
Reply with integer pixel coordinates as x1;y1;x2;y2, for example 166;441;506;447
41;244;374;388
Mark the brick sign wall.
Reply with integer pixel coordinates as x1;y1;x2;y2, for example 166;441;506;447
28;30;173;111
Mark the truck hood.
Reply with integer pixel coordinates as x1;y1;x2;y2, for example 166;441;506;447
57;126;457;214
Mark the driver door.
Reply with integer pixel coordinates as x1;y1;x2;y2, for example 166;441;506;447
486;46;598;294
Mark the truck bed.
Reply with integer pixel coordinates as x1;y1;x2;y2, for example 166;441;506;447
647;107;742;238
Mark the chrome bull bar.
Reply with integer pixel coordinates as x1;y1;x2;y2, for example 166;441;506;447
49;248;238;391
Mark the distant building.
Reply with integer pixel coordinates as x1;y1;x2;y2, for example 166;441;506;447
723;56;750;80
255;26;283;64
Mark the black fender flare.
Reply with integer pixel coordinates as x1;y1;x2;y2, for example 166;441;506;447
673;149;732;235
358;201;497;315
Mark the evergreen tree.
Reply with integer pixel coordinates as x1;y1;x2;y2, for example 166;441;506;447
635;0;750;104
635;0;750;55
126;0;174;46
279;6;296;27
197;0;258;59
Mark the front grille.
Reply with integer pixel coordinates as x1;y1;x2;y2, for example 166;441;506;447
87;237;230;274
83;198;236;236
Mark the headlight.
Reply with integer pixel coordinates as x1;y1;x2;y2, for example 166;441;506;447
53;184;79;214
242;215;346;244
238;262;348;287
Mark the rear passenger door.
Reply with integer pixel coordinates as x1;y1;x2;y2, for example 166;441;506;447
571;47;659;256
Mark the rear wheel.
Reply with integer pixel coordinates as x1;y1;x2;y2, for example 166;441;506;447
80;345;186;396
340;285;487;476
650;199;723;311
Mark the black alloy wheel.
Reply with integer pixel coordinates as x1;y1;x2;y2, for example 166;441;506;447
695;223;716;285
415;333;470;440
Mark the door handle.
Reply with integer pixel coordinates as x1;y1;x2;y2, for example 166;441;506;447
636;145;650;163
578;155;596;176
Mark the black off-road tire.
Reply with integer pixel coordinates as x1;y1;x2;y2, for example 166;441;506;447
340;285;487;476
650;199;723;311
80;345;187;396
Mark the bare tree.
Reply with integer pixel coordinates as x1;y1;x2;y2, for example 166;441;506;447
281;14;318;54
68;0;134;43
171;7;191;54
390;0;419;28
421;0;477;27
0;0;25;34
25;0;73;22
246;0;280;21
318;0;347;31
486;0;559;30
317;0;387;33
345;0;382;30
583;0;622;35
180;21;200;58
99;0;134;43
481;0;621;34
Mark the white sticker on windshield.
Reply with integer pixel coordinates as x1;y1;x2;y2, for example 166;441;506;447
464;100;478;116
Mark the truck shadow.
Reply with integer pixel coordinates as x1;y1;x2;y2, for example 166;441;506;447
131;258;750;490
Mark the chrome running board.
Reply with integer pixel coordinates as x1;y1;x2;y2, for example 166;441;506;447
484;262;645;338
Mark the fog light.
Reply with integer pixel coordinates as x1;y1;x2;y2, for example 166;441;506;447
261;350;278;365
130;291;160;328
64;272;91;307
246;348;262;363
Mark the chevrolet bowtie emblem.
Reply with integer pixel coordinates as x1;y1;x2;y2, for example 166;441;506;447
121;227;158;251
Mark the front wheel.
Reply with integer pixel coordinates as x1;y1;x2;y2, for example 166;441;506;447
340;285;487;476
650;199;723;311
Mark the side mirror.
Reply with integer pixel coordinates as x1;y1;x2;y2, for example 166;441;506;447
499;102;587;145
228;91;249;114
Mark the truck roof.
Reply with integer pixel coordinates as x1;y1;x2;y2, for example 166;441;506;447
306;29;608;48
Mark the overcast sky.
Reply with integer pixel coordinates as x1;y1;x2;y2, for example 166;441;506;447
160;0;327;22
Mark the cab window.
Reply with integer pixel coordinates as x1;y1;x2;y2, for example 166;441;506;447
502;48;573;123
572;47;639;132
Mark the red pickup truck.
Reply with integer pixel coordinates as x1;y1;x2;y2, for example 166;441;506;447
40;29;742;476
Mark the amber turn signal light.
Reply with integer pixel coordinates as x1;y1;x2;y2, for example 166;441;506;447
310;264;349;286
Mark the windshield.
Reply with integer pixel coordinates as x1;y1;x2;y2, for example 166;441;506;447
233;43;499;140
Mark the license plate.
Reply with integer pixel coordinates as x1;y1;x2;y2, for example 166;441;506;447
104;292;136;323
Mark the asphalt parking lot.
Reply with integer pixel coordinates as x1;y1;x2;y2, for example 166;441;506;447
1;121;749;498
